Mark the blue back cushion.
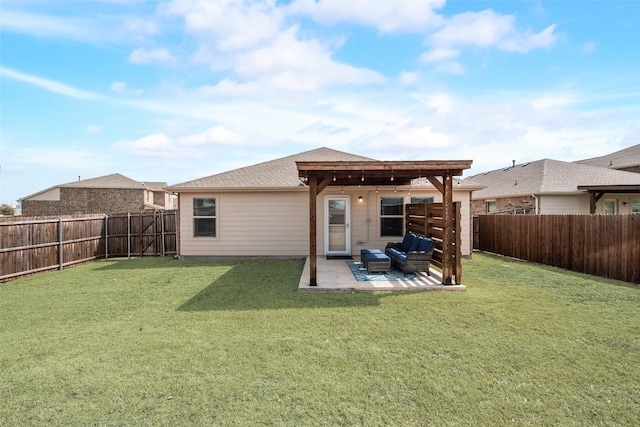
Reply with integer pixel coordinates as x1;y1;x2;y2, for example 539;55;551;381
400;233;414;252
418;237;435;252
408;235;422;252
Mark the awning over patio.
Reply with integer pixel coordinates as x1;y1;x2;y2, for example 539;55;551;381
577;184;640;214
296;160;473;287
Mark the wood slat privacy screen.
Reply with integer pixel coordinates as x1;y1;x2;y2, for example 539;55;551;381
475;214;640;284
0;210;177;282
405;202;462;285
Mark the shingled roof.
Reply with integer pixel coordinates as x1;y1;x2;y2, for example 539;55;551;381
62;173;152;189
168;147;376;190
575;143;640;170
468;159;640;199
20;173;166;201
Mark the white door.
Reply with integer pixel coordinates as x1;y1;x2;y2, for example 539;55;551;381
325;196;350;256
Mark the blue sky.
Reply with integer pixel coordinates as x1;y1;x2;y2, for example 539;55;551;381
1;0;639;206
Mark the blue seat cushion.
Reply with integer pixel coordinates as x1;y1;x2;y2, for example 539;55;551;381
361;248;383;257
400;233;415;252
363;253;390;262
385;248;406;262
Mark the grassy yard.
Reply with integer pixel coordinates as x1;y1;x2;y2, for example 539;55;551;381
1;253;638;426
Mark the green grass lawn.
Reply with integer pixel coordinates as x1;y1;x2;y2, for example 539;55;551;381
1;253;638;426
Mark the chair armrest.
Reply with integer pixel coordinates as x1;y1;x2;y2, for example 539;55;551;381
385;242;402;250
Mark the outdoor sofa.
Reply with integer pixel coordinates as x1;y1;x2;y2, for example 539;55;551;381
385;233;436;275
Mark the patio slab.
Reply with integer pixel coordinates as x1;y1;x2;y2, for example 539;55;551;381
298;256;466;292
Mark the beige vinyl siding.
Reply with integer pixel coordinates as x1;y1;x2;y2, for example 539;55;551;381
593;194;639;214
322;187;473;257
179;191;309;257
179;187;474;258
29;187;60;201
539;194;590;214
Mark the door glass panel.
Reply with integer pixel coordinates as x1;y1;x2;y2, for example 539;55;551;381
328;199;347;252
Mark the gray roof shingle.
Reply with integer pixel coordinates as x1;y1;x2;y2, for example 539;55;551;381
468;158;640;199
575;143;640;169
169;147;376;190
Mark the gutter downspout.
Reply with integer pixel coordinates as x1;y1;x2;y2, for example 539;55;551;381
532;194;539;214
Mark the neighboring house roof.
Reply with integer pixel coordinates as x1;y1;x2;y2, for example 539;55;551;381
168;147;377;191
62;173;149;189
468;159;640;199
575;143;640;170
20;173;167;201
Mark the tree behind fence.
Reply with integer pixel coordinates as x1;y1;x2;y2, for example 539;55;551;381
0;210;178;282
475;214;640;284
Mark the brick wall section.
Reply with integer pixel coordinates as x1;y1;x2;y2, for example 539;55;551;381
22;188;146;216
471;195;537;215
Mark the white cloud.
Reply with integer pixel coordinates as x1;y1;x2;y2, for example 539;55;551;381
0;10;97;41
0;66;102;100
129;47;173;64
287;0;445;33
397;71;421;85
0;8;159;45
420;47;460;63
426;9;556;56
232;26;385;92
530;94;578;111
111;81;127;93
86;125;103;133
178;126;244;146
112;126;244;159
165;0;282;51
111;81;143;95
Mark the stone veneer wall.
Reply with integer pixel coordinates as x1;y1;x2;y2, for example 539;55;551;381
22;188;145;216
471;195;537;216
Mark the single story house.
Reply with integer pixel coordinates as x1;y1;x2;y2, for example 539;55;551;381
20;173;176;216
468;158;640;215
167;147;481;263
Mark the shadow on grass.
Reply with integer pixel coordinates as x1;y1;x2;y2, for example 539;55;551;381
176;263;386;311
93;258;393;311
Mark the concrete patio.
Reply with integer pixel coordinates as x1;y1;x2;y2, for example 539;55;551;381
298;256;466;292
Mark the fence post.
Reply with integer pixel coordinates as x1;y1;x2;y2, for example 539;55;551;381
105;214;109;260
161;211;166;257
127;212;131;260
59;217;64;270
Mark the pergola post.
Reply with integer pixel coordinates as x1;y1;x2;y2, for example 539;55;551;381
442;174;454;285
308;174;318;286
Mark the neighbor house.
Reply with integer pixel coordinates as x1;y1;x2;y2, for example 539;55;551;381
20;173;176;216
575;143;640;173
167;147;481;260
468;158;640;215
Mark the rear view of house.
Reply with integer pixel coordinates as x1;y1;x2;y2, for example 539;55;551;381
20;173;176;216
167;147;480;260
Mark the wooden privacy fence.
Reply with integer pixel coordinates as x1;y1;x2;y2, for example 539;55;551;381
405;202;462;284
476;214;640;284
0;210;177;282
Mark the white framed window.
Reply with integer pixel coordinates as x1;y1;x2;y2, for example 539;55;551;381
486;201;496;213
193;198;217;237
380;196;404;237
603;199;617;214
631;198;640;213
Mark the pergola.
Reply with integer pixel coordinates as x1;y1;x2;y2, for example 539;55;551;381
577;185;640;213
296;160;473;286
